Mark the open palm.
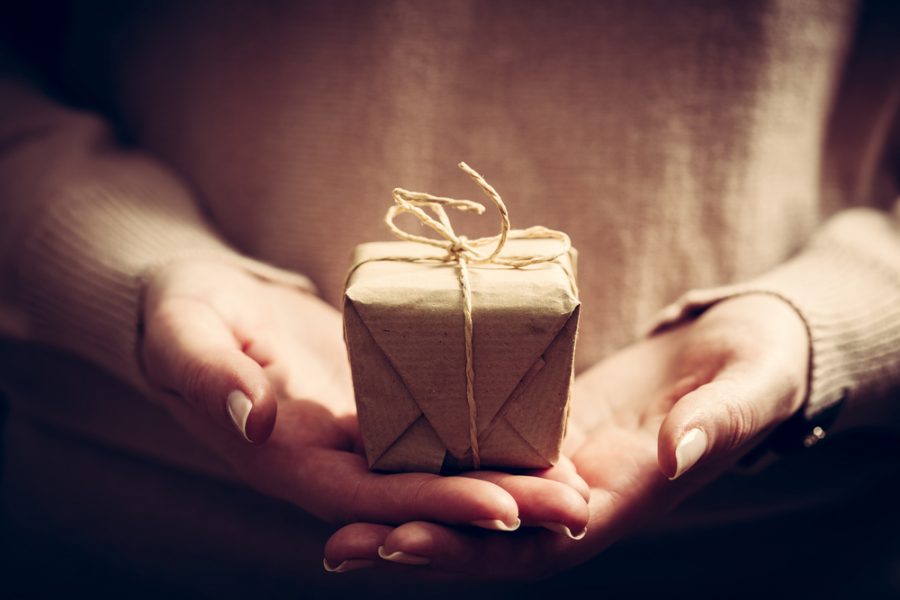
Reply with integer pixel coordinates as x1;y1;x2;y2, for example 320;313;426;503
140;259;590;566
324;294;810;577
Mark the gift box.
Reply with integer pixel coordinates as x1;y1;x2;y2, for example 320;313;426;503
342;164;580;473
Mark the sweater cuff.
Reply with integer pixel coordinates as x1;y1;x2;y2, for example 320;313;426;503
649;207;900;421
16;172;315;391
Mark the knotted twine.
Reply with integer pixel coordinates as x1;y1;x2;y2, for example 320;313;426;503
352;162;577;468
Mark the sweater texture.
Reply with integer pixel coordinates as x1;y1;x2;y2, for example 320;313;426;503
1;0;899;505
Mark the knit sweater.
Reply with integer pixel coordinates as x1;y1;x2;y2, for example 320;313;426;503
1;0;899;464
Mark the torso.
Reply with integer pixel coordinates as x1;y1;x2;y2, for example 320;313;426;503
83;0;856;367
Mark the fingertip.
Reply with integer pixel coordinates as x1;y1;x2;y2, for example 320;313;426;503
220;352;277;443
242;380;277;443
472;482;520;528
657;421;679;479
658;383;717;480
323;558;376;574
669;427;708;480
325;523;393;568
383;522;469;567
377;545;431;566
660;376;759;479
470;518;521;532
539;522;587;541
444;476;521;528
463;472;588;537
144;296;280;443
537;482;590;536
226;389;254;442
659;418;709;481
555;486;591;538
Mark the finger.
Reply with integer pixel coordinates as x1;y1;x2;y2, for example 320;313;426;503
323;523;391;573
657;365;796;480
326;521;490;574
324;522;467;576
284;449;521;529
461;471;589;539
325;511;609;579
143;298;277;443
529;455;591;502
378;521;570;579
380;521;474;569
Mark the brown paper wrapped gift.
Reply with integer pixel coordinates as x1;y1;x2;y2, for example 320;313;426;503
343;164;580;473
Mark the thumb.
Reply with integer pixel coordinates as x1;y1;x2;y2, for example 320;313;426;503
657;367;798;480
142;298;277;443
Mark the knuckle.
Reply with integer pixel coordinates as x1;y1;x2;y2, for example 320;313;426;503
340;476;366;524
721;394;758;451
411;477;432;517
181;358;217;413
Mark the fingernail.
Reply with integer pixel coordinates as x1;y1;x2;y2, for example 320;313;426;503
540;522;587;540
377;546;430;565
323;558;376;573
470;517;521;532
226;390;253;442
670;427;708;480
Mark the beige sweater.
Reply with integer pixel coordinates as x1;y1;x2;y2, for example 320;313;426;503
1;0;899;459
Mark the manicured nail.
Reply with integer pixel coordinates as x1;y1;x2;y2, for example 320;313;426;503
323;558;376;573
670;427;708;480
377;546;430;565
226;390;253;442
470;518;521;532
540;522;587;540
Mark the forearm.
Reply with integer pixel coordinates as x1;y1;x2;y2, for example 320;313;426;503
0;75;313;389
652;204;900;429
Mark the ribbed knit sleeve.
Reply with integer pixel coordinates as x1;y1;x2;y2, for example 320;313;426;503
0;78;315;390
651;206;900;422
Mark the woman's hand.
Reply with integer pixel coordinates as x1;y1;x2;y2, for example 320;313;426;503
323;294;810;577
140;259;590;552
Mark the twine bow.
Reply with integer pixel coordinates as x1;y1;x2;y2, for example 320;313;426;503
375;162;576;469
387;163;572;269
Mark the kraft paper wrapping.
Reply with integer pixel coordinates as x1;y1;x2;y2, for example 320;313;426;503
343;238;580;473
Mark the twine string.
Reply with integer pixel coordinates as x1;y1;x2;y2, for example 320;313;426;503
366;162;576;469
457;255;477;466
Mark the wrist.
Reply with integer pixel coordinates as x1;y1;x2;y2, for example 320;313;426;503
689;293;812;417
